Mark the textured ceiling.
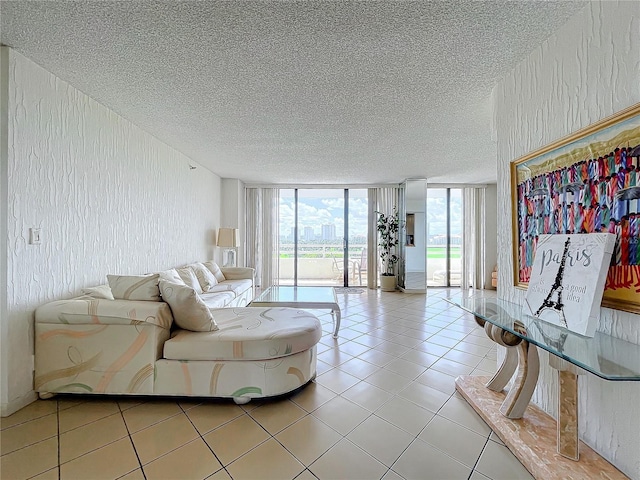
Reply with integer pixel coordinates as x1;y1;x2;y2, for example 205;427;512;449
1;1;588;185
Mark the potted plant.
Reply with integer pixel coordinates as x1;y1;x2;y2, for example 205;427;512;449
376;208;400;291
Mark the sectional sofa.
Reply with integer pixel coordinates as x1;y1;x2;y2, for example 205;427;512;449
34;261;322;404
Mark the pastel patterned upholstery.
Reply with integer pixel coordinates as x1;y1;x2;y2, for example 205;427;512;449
163;307;322;361
155;348;316;399
35;322;170;395
34;262;320;403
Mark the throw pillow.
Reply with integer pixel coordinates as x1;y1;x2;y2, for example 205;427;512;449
188;262;218;292
203;261;226;282
159;280;218;331
159;268;184;284
107;274;161;301
175;267;203;294
81;284;114;300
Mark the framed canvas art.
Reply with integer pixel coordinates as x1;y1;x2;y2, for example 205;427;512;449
524;233;616;337
511;103;640;313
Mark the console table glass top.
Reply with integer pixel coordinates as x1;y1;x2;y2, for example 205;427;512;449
446;293;640;381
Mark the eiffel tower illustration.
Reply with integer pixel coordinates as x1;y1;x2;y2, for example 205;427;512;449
535;237;571;328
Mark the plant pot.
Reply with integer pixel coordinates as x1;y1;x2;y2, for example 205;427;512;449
380;275;397;292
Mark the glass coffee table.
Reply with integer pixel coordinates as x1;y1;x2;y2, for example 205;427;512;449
250;286;341;338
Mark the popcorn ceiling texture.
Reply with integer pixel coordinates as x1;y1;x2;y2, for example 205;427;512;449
0;1;587;185
492;2;640;477
3;50;221;414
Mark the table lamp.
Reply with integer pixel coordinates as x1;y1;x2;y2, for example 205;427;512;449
217;228;239;267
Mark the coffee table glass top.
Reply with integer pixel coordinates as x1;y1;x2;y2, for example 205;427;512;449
253;286;337;304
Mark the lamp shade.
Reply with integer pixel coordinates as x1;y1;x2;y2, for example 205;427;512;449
217;228;239;248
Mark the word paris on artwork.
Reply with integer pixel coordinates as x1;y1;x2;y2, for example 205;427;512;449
525;233;616;337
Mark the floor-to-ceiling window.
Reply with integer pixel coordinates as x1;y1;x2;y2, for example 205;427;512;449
277;188;367;286
427;188;462;287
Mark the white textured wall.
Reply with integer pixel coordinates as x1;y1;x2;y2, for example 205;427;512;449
492;2;640;477
2;49;221;415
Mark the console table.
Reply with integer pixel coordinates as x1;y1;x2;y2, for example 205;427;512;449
446;293;639;479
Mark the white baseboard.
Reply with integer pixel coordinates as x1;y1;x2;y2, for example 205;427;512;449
1;390;38;417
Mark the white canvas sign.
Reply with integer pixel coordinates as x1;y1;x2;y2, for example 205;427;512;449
524;233;616;337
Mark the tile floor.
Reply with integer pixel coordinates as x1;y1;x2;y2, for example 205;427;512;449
0;288;534;480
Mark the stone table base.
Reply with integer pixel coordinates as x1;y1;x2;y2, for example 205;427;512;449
455;375;628;480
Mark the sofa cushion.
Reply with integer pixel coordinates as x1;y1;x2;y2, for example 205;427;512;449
203;261;226;282
107;274;161;301
159;268;184;284
188;262;218;292
81;284;114;300
200;291;237;309
202;279;253;297
163;307;322;361
159;281;218;332
35;297;173;329
175;267;203;294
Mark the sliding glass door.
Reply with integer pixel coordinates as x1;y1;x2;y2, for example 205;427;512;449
427;188;462;287
277;188;367;286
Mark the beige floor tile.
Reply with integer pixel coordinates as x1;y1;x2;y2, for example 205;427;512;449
185;402;245;435
59;400;120;433
315;359;334;375
206;469;232;479
122;400;182;433
309;438;387;480
490;431;505;445
312;395;371;435
315;368;361;394
373;341;411;357
1;413;58;455
381;468;404;480
341;380;394;412
454;341;492;357
443;349;484;367
469;471;492;480
203;415;270;465
414;341;451;357
415;368;457;395
143;438;222;480
418;415;487;467
438;396;491;436
294;469;318;480
60;412;128;463
276;415;342;465
475;441;534;479
399;349;439;368
462;335;497;348
364;369;413;393
374;396;435;435
392;439;471;480
30;467;60;479
347;415;414;467
352;333;385;348
227;438;304;480
290;381;338;413
317;349;354;367
60;437;139;480
477;357;498;373
57;398;88;412
0;400;57;430
117;398;147;412
335;340;371;357
0;437;58;480
431;357;474;377
131;413;199;465
398;381;451;413
249;399;307;435
117;468;146;479
383;358;427;379
336;357;380;379
357;348;396;366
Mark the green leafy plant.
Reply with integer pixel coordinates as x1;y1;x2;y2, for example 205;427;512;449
376;208;400;276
